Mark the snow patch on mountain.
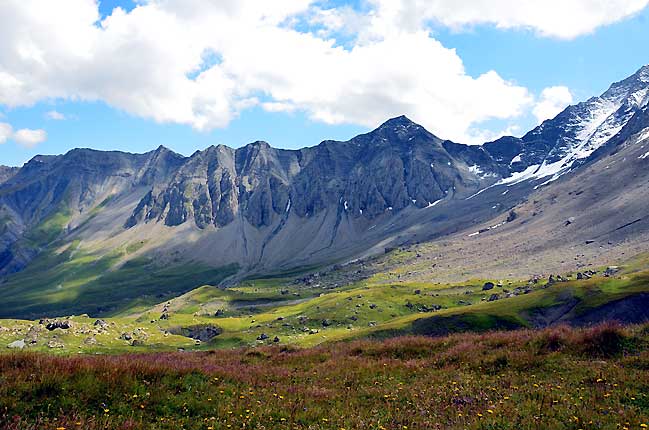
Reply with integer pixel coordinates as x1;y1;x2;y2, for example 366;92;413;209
629;87;649;108
468;164;497;179
505;68;649;186
637;128;649;143
499;164;540;185
426;199;443;208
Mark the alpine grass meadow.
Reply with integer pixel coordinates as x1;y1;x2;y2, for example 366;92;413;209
2;322;648;430
2;1;649;429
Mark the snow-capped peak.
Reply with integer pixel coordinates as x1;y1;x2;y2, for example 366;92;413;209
511;65;649;186
638;65;649;83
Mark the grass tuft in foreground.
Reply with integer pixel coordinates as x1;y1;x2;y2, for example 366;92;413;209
1;321;648;429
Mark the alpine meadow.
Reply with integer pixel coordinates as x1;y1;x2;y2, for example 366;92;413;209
1;1;648;429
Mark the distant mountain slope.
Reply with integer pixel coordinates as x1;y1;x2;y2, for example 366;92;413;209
0;166;17;185
392;105;649;284
485;64;649;182
1;65;649;319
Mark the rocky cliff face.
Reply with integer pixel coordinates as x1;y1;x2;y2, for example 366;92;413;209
1;149;171;225
0;166;18;185
125;116;502;231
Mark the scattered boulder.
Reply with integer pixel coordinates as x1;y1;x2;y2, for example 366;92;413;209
413;289;422;295
369;304;377;309
604;267;620;277
321;319;332;327
419;304;442;313
7;339;26;349
25;326;42;344
577;272;584;280
482;282;495;291
488;294;500;302
45;320;71;331
215;309;225;317
93;319;108;329
84;337;97;345
257;333;269;341
565;217;576;226
47;340;64;349
169;325;222;342
506;210;518;223
120;333;133;341
273;336;280;343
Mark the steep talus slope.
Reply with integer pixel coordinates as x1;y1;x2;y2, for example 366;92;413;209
113;115;519;273
397;109;649;283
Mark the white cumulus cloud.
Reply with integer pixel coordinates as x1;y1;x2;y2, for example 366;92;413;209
0;0;644;143
0;122;46;147
45;110;66;120
357;0;649;40
533;86;574;123
12;128;47;148
0;123;12;144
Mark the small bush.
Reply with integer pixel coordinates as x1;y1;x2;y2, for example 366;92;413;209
578;321;627;357
534;325;571;353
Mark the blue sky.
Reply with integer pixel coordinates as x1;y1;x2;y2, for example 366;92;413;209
1;0;648;166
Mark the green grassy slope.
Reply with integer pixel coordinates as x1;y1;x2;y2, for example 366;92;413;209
2;197;648;353
0;242;238;319
2;256;647;354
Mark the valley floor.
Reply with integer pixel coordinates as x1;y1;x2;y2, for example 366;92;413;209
2;252;649;353
1;322;648;429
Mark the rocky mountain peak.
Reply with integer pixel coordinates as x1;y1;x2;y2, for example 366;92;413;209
150;145;176;155
630;64;649;82
360;115;437;148
482;64;649;187
639;64;649;82
246;140;272;149
378;115;418;128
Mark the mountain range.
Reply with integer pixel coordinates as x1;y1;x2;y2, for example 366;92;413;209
1;65;649;319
